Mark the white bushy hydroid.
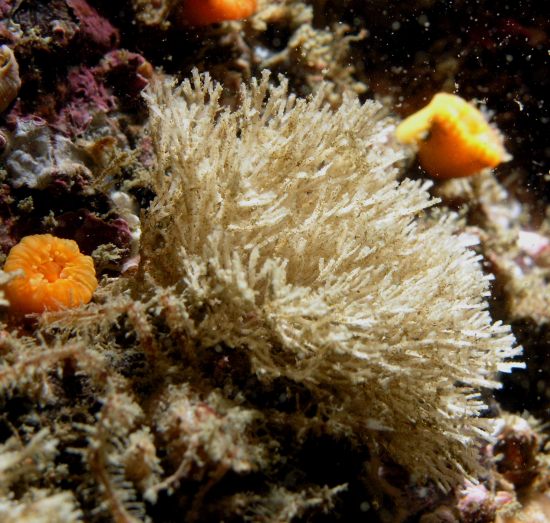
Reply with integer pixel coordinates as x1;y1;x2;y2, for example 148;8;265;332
141;70;522;488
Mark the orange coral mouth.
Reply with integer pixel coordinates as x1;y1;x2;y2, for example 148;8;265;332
178;0;257;26
3;234;98;314
396;93;509;179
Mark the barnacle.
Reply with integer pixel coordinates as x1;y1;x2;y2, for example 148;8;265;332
0;45;21;113
2;234;98;314
396;93;509;179
177;0;257;26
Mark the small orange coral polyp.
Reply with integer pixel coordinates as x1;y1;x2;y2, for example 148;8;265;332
3;234;98;314
179;0;257;26
395;93;509;179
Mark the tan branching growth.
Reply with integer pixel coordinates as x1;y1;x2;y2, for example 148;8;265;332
0;271;10;308
0;491;82;523
140;70;522;488
0;329;149;523
0;342;91;402
226;483;348;522
0;429;58;494
0;429;82;523
150;385;264;502
85;393;151;523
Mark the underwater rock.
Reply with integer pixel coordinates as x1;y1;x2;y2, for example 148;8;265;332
53;66;117;137
6;0;117;57
3;119;93;189
493;415;543;489
0;215;16;254
0;1;11;18
497;493;550;523
457;483;496;523
132;0;175;28
65;0;119;53
95;50;153;109
53;209;132;257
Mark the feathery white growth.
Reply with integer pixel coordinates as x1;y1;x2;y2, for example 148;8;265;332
0;492;82;523
141;70;522;488
0;430;82;522
0;429;58;493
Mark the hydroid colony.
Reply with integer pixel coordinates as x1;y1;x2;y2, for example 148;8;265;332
139;71;521;487
0;70;523;521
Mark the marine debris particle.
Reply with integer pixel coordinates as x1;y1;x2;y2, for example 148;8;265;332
396;93;510;179
2;234;98;314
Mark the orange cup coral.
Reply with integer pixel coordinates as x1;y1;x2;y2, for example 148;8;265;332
3;234;98;314
395;93;509;179
177;0;257;26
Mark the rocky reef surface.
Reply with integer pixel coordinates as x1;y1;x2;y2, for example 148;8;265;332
0;1;548;522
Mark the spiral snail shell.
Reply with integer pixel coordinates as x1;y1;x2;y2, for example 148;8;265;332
0;45;21;113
